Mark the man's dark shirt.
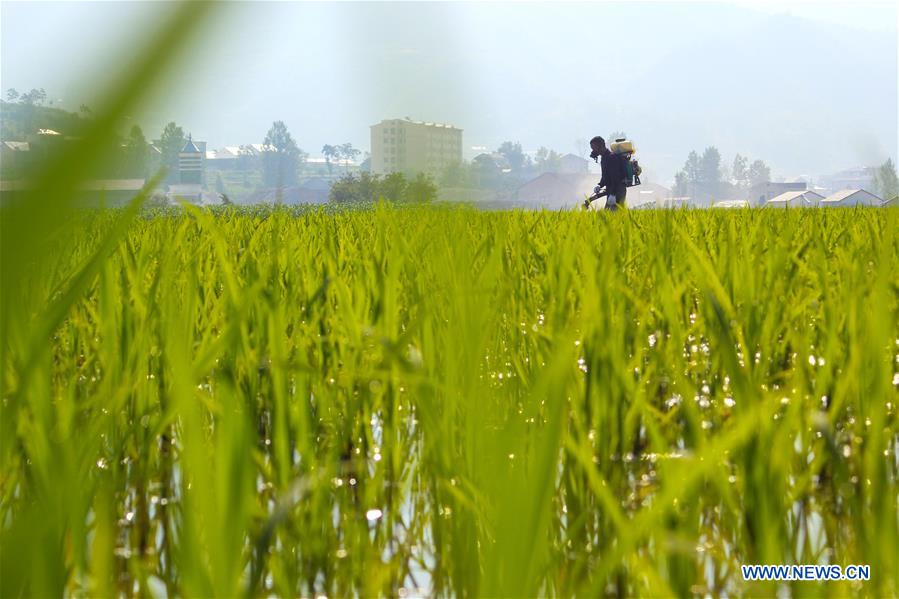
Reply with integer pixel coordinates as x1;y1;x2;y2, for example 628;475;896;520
599;152;626;193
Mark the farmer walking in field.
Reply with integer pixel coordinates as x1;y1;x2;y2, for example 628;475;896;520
584;135;628;211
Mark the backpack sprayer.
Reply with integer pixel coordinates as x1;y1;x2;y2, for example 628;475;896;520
611;138;642;187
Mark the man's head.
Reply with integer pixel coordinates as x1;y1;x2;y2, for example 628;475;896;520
589;136;607;161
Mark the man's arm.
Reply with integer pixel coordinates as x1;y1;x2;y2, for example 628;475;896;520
597;154;610;190
588;156;610;202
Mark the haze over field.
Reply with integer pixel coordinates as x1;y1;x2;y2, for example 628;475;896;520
2;1;896;183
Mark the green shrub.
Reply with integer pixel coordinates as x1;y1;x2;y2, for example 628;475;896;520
329;171;437;204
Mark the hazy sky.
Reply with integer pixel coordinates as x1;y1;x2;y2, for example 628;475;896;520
2;1;897;183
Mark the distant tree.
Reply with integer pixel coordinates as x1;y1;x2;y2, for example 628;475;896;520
330;172;381;204
440;160;472;187
405;173;437;203
748;159;771;187
732;154;749;187
873;158;898;199
380;172;407;202
158;122;185;183
472;153;503;188
672;150;702;198
683;151;701;187
356;172;381;202
674;148;728;201
3;88;50;135
328;174;356;203
338;143;360;174
122;124;149;178
322;144;339;176
497;141;529;172
535;146;562;172
699;146;722;198
20;88;47;106
674;171;689;197
263;120;301;188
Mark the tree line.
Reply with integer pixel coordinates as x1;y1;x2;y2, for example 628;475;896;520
672;148;771;203
329;172;437;204
672;149;898;202
2;92;362;190
149;120;362;189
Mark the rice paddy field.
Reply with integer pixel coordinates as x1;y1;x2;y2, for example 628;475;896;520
0;203;896;598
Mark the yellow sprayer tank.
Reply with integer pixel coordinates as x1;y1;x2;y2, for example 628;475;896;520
611;139;635;155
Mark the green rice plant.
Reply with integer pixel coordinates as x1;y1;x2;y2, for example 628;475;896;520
2;198;896;597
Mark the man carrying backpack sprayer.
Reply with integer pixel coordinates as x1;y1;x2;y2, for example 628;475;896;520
584;135;636;211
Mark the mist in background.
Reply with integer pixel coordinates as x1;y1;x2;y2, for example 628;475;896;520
2;1;896;184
